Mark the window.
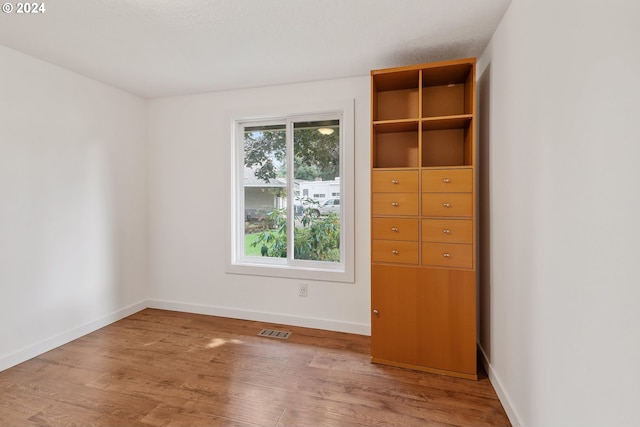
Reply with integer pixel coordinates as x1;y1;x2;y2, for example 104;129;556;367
228;102;354;283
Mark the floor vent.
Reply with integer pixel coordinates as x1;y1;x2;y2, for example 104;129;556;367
258;329;291;339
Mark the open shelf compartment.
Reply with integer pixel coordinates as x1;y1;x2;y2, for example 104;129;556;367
372;69;420;121
372;121;419;168
422;63;474;118
421;119;473;167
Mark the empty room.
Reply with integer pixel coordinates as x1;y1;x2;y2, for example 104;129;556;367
1;1;638;426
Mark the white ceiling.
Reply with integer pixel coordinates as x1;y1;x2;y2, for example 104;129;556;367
0;0;511;98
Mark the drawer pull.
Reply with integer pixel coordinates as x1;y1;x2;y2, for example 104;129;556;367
391;202;399;207
443;229;451;234
391;179;399;184
391;250;399;255
443;178;451;183
443;203;451;207
391;227;399;232
443;253;450;257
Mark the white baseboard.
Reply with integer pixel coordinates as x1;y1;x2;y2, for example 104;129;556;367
0;300;148;372
4;298;523;427
1;298;521;427
479;343;524;427
1;299;370;373
147;299;371;336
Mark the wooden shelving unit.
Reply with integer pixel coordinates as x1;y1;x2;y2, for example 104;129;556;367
370;58;478;380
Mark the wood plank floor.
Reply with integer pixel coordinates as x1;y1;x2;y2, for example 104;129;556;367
0;309;510;426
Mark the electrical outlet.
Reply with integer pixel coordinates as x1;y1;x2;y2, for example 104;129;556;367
298;283;308;297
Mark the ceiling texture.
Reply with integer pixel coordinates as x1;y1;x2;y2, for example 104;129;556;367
0;0;511;98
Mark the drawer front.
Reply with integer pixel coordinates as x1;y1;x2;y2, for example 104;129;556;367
372;218;419;241
372;170;419;193
422;219;473;244
422;193;472;217
372;240;419;265
372;193;419;216
422;169;472;193
422;243;473;269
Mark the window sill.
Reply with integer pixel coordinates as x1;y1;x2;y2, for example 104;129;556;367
226;261;354;283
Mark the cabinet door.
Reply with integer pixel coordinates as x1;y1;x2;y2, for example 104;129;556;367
371;265;418;365
417;268;476;375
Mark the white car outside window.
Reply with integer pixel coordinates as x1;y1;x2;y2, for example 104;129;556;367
318;198;340;215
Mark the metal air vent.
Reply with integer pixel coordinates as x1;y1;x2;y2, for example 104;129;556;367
257;329;291;339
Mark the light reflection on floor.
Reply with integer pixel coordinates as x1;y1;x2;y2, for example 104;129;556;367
205;337;244;349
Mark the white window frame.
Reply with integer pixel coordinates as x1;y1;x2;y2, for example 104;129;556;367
226;100;354;283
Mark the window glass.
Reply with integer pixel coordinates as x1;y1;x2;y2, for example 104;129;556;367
293;120;340;262
238;116;343;268
242;124;286;257
229;101;353;283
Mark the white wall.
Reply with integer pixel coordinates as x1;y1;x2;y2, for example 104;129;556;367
0;46;149;370
478;1;640;426
147;77;371;334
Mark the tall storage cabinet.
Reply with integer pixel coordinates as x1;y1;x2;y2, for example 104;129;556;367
370;58;477;380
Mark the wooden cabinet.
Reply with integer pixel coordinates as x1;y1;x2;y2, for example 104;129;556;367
372;240;419;265
372;170;419;192
422;219;472;244
421;193;473;217
371;265;418;365
416;268;476;374
370;58;477;380
422;168;472;192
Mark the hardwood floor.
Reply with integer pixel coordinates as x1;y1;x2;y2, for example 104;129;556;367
0;309;510;426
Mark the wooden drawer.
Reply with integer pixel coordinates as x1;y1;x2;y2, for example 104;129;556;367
372;218;419;241
372;193;419;216
422;243;473;269
422;193;472;217
422;169;472;193
372;170;419;193
372;240;419;265
422;219;472;244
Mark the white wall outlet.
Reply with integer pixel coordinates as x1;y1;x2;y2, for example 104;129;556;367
298;283;308;297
